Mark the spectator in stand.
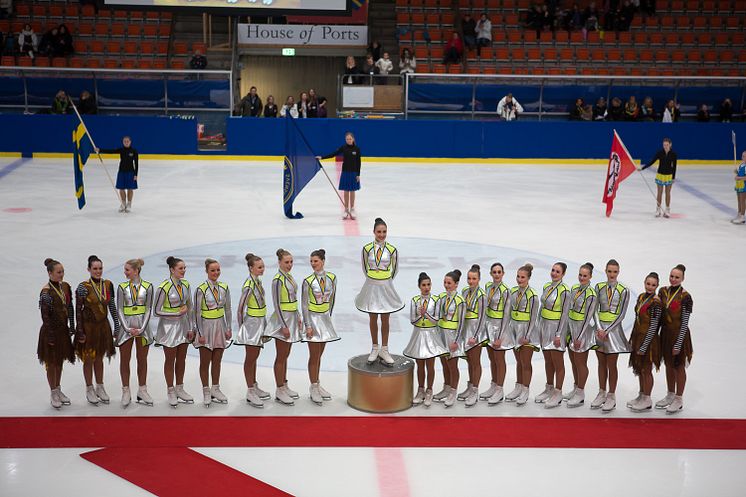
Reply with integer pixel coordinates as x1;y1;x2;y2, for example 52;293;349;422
399;48;416;74
624;95;639;121
569;98;585;120
368;41;382;62
3;30;14;55
616;0;635;31
362;54;379;85
0;0;11;19
38;27;58;57
297;91;309;118
190;49;207;70
662;99;680;122
307;89;319;118
317;97;328;118
443;32;464;67
461;13;477;50
238;86;263;117
720;98;733;122
640;96;657;121
51;90;70;114
375;51;394;84
280;95;299;118
263;95;278;118
541;5;556;34
497;93;523;121
641;0;656;16
78;90;97;115
475;13;492;57
18;24;38;59
593;97;607;120
55;24;73;57
696;104;710;122
343;55;361;85
527;5;543;36
565;3;583;31
581;103;593;121
583;2;600;31
607;97;624;121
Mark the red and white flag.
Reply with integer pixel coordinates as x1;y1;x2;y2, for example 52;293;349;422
602;130;637;217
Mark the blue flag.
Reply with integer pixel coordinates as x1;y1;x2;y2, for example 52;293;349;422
283;116;320;219
72;122;93;210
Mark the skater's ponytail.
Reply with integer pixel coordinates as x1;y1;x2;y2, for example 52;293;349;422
276;248;291;261
166;256;183;269
518;263;533;278
245;253;262;268
445;269;462;283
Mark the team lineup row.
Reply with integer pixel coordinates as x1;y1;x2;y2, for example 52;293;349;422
36;218;693;413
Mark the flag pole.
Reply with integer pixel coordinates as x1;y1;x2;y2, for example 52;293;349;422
733;130;738;173
636;167;659;201
69;98;123;207
318;163;347;208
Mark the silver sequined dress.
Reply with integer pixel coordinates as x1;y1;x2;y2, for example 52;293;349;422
354;241;404;314
301;271;340;343
594;281;631;354
403;294;447;359
115;279;154;347
153;278;194;348
235;275;267;347
194;280;232;350
265;271;303;343
484;281;513;350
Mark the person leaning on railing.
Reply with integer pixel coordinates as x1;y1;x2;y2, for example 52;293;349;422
399;48;416;75
496;93;523;121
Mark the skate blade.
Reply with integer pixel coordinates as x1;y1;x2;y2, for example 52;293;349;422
98;399;110;404
246;399;264;408
567;401;585;408
488;398;505;406
211;398;228;404
630;406;652;412
177;398;194;404
170;404;178;409
136;398;154;406
311;399;323;406
274;398;294;406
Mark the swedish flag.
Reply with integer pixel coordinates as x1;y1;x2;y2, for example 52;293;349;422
72;123;93;210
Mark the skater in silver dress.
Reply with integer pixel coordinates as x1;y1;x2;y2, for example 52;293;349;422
592;258;631;412
355;217;404;366
460;264;487;407
481;262;512;405
115;258;154;408
236;253;270;408
435;269;466;408
265;248;303;406
565;262;598;408
504;263;539;406
535;262;571;409
403;272;446;407
154;256;195;407
301;249;340;405
194;258;232;407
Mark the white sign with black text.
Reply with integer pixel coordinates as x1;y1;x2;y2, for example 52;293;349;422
238;24;368;46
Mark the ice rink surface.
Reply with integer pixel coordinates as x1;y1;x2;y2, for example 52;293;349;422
1;156;744;496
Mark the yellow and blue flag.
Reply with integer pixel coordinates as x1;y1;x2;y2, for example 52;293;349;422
283;116;320;219
72;122;93;210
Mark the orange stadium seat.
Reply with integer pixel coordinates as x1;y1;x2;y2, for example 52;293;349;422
77;23;93;36
719;50;735;63
111;23;126;37
32;5;46;17
663;33;679;45
576;47;589;60
122;59;136;69
106;41;121;54
65;5;80;19
1;55;15;66
16;5;30;17
143;25;158;37
543;47;557;61
554;31;568;43
145;11;160;22
687;51;701;63
524;31;537;42
73;40;87;52
153;59;167;69
124;41;138;54
94;24;109;37
139;59;153;69
90;41;105;53
86;59;101;68
127;25;141;37
18;57;33;67
495;48;510;61
709;17;723;29
48;5;64;18
671;50;686;62
638;49;653;62
52;58;67;68
104;59;119;68
35;57;50;67
69;57;85;68
479;47;494;59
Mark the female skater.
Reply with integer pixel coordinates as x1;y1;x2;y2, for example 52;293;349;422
732;150;746;224
565;263;598;407
355;218;404;366
38;258;75;408
504;263;539;406
436;270;466;407
194;258;232;407
75;255;119;405
95;136;139;213
536;262;571;409
115;258;154;407
480;262;512;405
154;256;195;408
403;272;446;407
301;249;340;405
627;272;662;412
459;264;487;407
656;264;693;414
592;259;630;412
236;253;270;408
640;137;677;218
316;132;361;220
265;248;303;405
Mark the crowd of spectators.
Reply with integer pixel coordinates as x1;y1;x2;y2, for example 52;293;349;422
342;41;405;85
569;96;737;122
525;0;653;36
237;86;327;118
2;23;74;59
42;89;97;115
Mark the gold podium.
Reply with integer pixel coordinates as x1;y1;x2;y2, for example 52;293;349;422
347;354;414;413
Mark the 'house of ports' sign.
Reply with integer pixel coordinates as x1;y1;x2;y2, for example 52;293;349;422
238;24;368;46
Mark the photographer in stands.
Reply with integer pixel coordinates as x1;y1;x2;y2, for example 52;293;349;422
496;93;523;121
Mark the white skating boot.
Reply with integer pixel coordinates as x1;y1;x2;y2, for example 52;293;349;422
663;207;671;218
601;392;616;412
505;382;522;402
124;201;131;213
284;382;299;399
349;208;357;220
57;388;71;405
118;204;126;213
666;395;683;414
342;210;350;220
465;385;479;407
590;389;607;409
367;345;380;363
246;387;264;408
656;391;675;409
567;388;585;408
121;386;131;408
488;385;505;405
137;386;154;406
50;389;62;409
535;383;553;403
630;395;652;412
480;382;498;400
318;384;332;400
731;214;745;224
413;387;425;405
562;385;577;401
544;388;563;409
175;384;194;403
86;385;99;405
275;386;295;405
627;391;642;408
655;205;662;217
457;383;472;401
211;385;228;403
202;386;212;407
167;386;178;408
432;384;449;402
310;383;323;405
254;383;271;400
378;346;395;366
515;385;530;405
95;384;110;404
424;389;433;407
444;386;457;407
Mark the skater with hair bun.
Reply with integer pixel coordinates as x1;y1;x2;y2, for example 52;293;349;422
459;264;487;407
403;272;446;407
435;269;466;407
75;255;119;405
38;258;76;409
480;262;512;405
194;258;232;407
316;131;361;220
565;262;598;408
236;253;270;408
301;249;340;405
356;218;404;366
504;263;539;406
154;256;195;407
627;272;662;412
115;258;154;407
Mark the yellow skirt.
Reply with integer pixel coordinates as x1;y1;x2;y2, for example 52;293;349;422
655;173;673;186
